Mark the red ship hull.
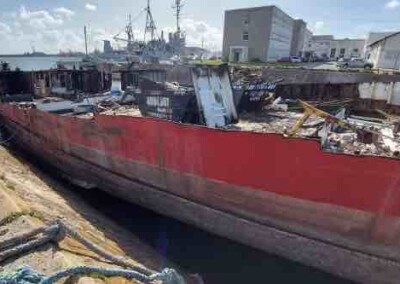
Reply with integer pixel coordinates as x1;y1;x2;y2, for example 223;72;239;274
2;103;400;283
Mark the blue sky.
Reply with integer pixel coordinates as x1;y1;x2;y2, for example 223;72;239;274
0;0;400;53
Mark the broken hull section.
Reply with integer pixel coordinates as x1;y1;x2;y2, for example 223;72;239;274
2;104;400;283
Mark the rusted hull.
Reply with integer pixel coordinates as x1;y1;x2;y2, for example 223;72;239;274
2;104;400;283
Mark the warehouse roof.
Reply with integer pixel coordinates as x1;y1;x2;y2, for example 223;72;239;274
369;31;400;47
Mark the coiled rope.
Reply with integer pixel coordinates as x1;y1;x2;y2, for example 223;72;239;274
0;266;184;284
0;219;186;284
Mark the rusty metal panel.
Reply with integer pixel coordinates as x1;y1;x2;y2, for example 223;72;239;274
2;102;400;219
5;102;400;283
233;79;278;112
0;71;34;97
137;77;199;123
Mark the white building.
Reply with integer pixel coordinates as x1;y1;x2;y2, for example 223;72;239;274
364;32;397;59
222;6;309;62
290;19;309;57
367;32;400;70
305;35;333;59
329;39;365;60
301;29;313;58
304;36;365;60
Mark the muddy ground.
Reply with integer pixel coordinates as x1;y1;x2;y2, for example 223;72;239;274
0;144;181;283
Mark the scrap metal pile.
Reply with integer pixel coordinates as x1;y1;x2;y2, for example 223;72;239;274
228;67;400;158
230;97;400;158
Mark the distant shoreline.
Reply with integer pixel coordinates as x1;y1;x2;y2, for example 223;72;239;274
0;54;82;58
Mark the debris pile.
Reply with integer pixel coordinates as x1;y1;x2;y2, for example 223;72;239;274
228;111;322;136
100;105;142;117
324;121;400;157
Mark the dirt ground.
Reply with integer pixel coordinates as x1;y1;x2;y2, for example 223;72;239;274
0;144;179;283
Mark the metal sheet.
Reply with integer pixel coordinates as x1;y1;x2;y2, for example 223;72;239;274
2;103;400;218
191;64;238;128
137;78;198;123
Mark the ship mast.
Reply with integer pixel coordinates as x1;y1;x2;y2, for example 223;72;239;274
125;14;135;52
144;0;157;42
172;0;184;55
126;14;134;43
173;0;183;38
84;26;88;56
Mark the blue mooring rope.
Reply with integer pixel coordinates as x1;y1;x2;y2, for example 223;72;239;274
0;265;185;284
0;219;186;284
0;266;44;284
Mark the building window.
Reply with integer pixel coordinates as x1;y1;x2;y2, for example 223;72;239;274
242;31;249;41
340;48;346;57
244;15;250;25
330;48;336;58
353;48;359;53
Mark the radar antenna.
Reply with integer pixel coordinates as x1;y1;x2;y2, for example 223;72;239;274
172;0;184;36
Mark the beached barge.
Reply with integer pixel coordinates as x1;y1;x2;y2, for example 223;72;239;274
2;65;400;283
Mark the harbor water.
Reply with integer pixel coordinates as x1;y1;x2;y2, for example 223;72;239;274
0;56;83;71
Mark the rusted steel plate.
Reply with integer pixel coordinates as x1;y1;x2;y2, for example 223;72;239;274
5;119;400;283
2;103;400;218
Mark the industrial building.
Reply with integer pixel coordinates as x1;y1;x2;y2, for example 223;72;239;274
367;32;400;70
222;5;399;65
304;36;365;60
364;32;398;60
329;38;365;60
222;6;308;62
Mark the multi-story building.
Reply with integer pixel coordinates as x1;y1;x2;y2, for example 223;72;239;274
222;5;368;63
301;28;313;58
290;19;307;57
305;35;333;59
222;6;305;62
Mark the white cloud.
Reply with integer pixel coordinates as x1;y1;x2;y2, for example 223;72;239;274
310;21;326;34
16;6;64;29
385;0;400;9
53;7;75;18
0;22;11;35
85;3;97;11
0;8;221;54
0;6;83;54
179;18;222;51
